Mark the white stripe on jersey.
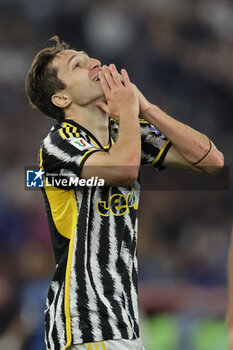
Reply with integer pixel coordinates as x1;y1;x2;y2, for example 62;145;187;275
48;281;59;350
43;134;82;166
70;226;82;343
55;284;66;348
59;169;77;178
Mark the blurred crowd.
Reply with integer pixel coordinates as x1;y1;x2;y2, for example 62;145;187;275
0;0;232;349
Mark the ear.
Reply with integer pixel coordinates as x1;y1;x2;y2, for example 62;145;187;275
51;93;71;109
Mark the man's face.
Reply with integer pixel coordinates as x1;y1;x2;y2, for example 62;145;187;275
52;49;104;106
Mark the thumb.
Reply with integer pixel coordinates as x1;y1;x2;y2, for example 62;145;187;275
96;101;109;114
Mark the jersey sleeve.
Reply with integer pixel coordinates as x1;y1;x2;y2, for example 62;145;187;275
109;118;172;170
39;128;102;189
140;120;172;170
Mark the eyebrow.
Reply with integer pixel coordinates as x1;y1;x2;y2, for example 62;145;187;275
67;51;88;66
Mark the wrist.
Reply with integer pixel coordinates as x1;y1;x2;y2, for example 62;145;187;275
141;103;161;117
144;103;158;112
134;87;152;114
141;103;152;114
118;110;139;121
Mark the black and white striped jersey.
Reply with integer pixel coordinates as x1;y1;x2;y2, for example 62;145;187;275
39;118;171;350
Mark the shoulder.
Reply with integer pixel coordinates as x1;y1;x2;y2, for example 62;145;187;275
41;121;85;150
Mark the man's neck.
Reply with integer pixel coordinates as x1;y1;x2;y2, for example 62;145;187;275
65;102;109;147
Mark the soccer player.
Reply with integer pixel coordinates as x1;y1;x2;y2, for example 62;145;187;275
25;37;224;350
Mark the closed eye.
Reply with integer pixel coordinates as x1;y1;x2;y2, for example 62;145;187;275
73;62;80;69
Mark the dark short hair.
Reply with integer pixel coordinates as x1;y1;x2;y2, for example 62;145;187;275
25;36;69;122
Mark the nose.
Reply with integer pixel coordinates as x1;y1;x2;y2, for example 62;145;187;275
87;58;101;71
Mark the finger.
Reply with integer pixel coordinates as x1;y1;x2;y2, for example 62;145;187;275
109;64;122;87
121;69;131;87
96;101;109;114
102;66;116;90
99;71;110;97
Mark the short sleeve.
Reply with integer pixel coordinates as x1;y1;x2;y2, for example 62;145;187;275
40;128;102;189
140;120;172;170
109;118;172;170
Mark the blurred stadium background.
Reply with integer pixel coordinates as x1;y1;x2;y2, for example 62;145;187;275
0;0;232;349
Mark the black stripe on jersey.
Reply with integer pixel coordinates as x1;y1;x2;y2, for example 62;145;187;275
132;260;139;337
56;287;67;348
45;305;51;349
51;318;60;350
62;127;70;139
68;126;73;137
67;126;73;137
70;126;79;138
68;126;78;138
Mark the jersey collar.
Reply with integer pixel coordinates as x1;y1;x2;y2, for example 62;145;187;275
63;119;112;150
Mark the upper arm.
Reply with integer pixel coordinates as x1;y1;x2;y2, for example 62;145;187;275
81;148;138;187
